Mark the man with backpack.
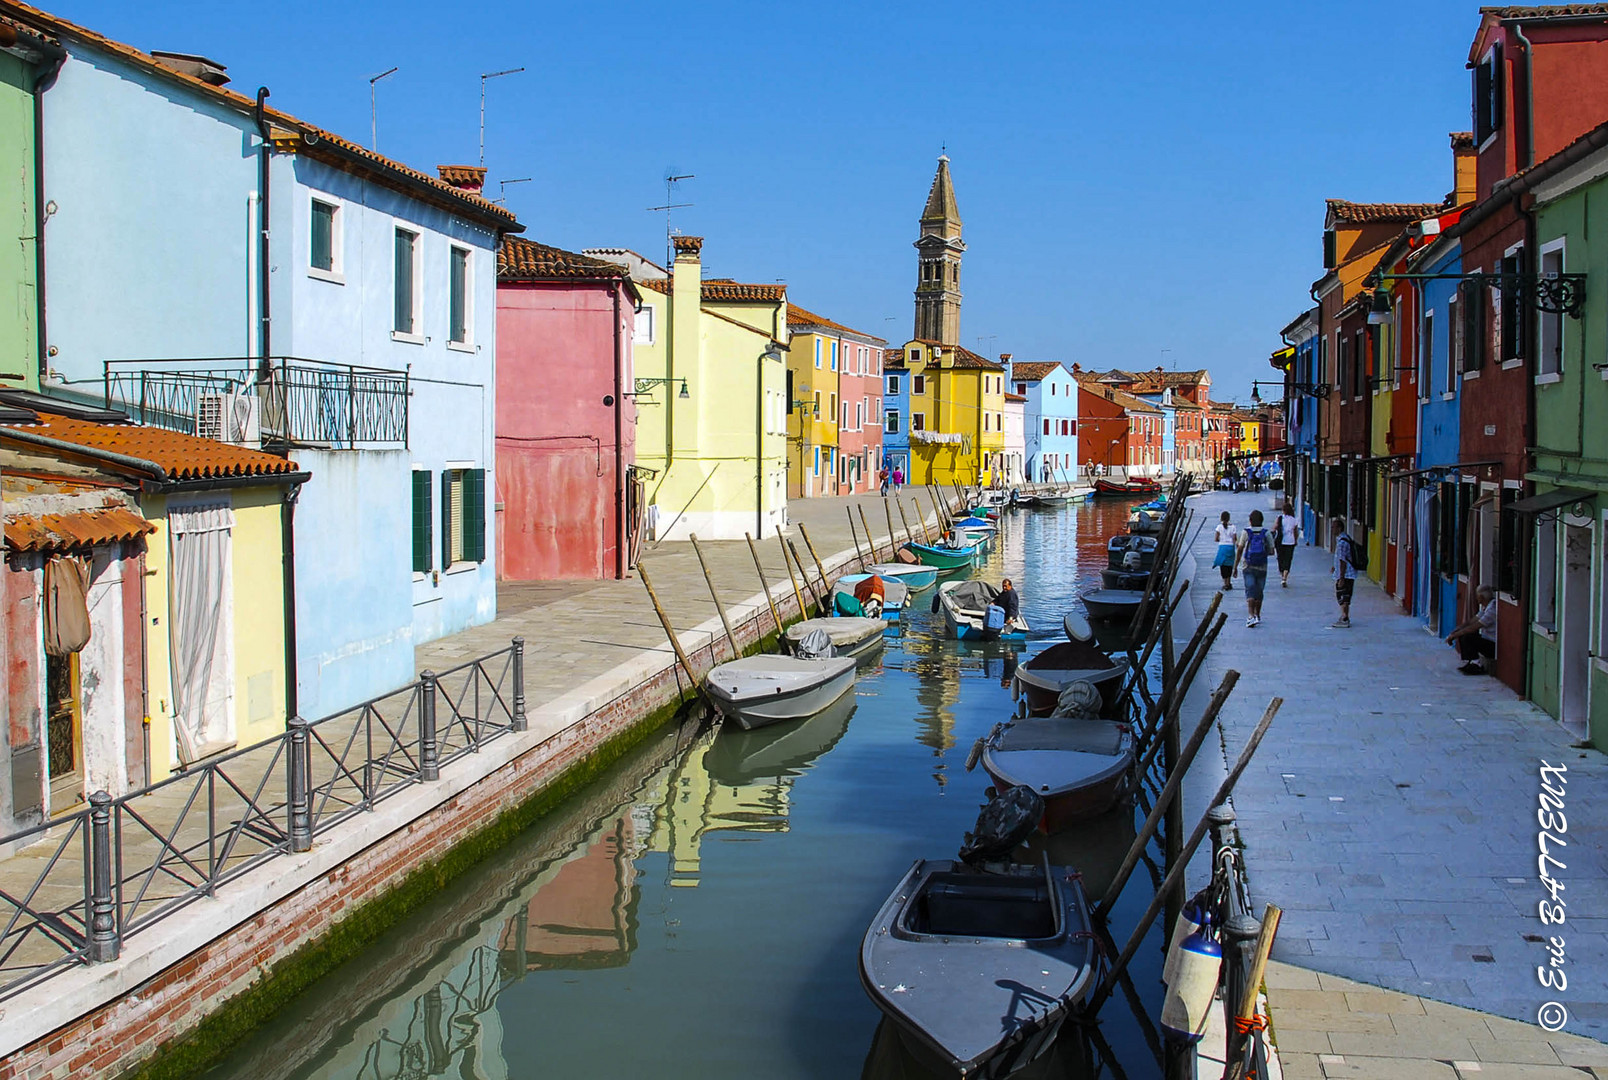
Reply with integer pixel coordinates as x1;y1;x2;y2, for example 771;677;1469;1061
1237;509;1273;627
1330;516;1364;628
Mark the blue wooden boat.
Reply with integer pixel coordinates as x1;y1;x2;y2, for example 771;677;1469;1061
937;581;1029;642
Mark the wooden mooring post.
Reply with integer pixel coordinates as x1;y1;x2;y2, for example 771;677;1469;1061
637;562;708;704
798;523;832;604
788;538;826;617
859;504;880;562
745;533;784;643
846;506;868;570
689;535;740;660
776;531;809;621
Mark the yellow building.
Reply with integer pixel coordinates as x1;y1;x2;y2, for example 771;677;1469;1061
633;236;789;540
898;339;1007;486
784;306;841;499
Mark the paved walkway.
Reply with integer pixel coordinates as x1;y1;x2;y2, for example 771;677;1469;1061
1183;491;1608;1075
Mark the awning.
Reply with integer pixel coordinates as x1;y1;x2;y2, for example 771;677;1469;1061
1510;487;1596;515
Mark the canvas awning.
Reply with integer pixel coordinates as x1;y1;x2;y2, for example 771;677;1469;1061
1509;487;1595;515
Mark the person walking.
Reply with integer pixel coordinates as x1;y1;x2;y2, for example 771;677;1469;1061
878;466;890;498
1272;500;1300;587
1213;511;1238;591
1446;584;1497;675
1331;516;1357;628
892;465;904;493
1237;509;1273;627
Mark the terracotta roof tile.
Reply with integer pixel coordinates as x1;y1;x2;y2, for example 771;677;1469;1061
1;412;302;482
1479;3;1608;15
0;1;516;229
437;165;486;190
637;277;786;302
1326;199;1448;225
5;505;153;553
1005;391;1027;403
786;303;885;343
1451;131;1475;149
498;238;629;281
1009;361;1064;382
945;344;1003;371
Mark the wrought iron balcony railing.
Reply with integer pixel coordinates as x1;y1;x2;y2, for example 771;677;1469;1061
102;357;409;450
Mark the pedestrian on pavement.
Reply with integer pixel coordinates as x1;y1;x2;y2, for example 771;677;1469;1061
878;466;890;497
1446;584;1497;675
1273;500;1300;587
1237;509;1272;626
1331;516;1357;628
893;466;904;493
1213;511;1238;591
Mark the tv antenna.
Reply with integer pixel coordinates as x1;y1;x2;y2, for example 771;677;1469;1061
368;66;397;151
495;177;532;205
648;172;694;267
479;67;524;168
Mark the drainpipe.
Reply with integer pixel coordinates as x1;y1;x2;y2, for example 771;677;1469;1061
1512;22;1536;171
281;483;299;722
612;283;624;578
254;88;272;361
757;350;765;539
28;36;64;385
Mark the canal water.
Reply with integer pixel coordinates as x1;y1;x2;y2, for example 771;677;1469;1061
207;498;1172;1080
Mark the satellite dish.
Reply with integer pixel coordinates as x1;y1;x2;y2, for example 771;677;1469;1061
1063;611;1093;644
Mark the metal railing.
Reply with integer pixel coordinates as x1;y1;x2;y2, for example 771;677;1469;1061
102;356;409;450
0;640;524;1004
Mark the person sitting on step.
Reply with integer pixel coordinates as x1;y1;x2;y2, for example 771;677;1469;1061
1446;584;1497;676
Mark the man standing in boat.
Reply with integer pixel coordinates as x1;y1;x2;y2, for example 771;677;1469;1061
997;578;1023;632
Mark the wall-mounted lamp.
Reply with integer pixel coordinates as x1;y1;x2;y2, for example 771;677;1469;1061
627;377;689;402
1366;289;1393;325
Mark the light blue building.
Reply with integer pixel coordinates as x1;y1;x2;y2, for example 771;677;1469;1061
32;23;519;722
883;362;910;482
1009;361;1078;482
1413;237;1464;636
1134;392;1179;477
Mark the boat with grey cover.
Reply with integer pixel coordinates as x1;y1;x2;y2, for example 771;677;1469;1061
981;718;1137;831
785;617;887;659
860;789;1098;1078
1011;642;1129;717
937;580;1029;642
703;655;857;731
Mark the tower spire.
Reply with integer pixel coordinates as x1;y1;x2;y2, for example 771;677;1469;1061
914;154;965;344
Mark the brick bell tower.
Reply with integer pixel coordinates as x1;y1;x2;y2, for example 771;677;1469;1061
914;154;965;344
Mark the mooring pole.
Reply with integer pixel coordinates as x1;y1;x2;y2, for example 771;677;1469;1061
797;523;832;608
638;562;707;701
847;506;868;570
1085;698;1282;1016
1226;904;1284;1079
859;504;880;563
690;535;741;660
788;538;825;616
776;531;809;620
745;533;785;643
885;498;901;554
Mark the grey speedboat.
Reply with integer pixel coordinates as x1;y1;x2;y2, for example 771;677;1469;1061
704;654;856;731
785;617;887;659
860;789;1098;1078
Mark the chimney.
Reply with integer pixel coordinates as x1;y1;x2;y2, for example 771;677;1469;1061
151;51;229;86
999;352;1012;362
437;166;487;196
670;237;703;421
1450;131;1476;206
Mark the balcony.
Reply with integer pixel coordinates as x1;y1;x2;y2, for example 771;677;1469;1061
103;357;408;450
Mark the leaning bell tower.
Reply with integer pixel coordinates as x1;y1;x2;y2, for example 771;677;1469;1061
913;154;965;345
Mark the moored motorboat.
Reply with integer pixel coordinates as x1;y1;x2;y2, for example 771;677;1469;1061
937;581;1029;642
832;573;910;620
785;616;887;659
859;789;1098;1079
1126;508;1163;535
1101;567;1149;591
981;718;1137;831
1105;534;1158;572
867;563;940;591
1011;642;1130;717
703;690;856;785
703;655;857;731
1093;478;1162;496
1080;588;1146;622
903;541;982;571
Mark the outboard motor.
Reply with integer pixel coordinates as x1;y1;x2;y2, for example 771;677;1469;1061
1050;679;1102;719
793;627;836;660
958;785;1045;866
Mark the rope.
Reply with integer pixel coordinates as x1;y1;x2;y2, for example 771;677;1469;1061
1232;1013;1268;1035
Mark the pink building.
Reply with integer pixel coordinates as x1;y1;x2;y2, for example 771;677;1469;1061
496;240;638;580
786;305;885;495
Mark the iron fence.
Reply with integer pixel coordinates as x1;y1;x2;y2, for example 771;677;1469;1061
102;356;409;450
0;640;524;1004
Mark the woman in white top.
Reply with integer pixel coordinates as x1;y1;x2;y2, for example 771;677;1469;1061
1272;500;1301;587
1213;511;1238;590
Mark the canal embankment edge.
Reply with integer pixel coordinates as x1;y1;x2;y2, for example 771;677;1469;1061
0;501;955;1080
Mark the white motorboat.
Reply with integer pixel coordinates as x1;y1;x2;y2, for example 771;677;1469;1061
704;655;857;731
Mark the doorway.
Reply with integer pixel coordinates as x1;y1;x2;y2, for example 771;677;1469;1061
46;652;83;815
1559;522;1592;735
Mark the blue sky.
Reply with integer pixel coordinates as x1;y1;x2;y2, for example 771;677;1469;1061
59;0;1479;399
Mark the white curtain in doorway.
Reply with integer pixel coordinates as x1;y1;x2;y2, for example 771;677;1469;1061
1414;487;1435;621
169;504;236;764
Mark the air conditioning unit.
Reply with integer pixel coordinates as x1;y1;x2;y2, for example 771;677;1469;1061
195;392;261;447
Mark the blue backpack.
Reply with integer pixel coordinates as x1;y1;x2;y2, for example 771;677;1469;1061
1244;528;1270;568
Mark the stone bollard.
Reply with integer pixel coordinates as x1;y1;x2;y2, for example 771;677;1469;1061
420;671;440;781
87;791;120;963
511;637;527;733
287;716;312;853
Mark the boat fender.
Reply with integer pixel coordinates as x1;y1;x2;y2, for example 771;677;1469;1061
964;738;984;773
1160;914;1222;1045
1161;893;1207;986
931;592;942;614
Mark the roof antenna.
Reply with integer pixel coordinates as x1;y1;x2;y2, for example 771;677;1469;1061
479;67;524;168
368;67;397;151
649;171;694;269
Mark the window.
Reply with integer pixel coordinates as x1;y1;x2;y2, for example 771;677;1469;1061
813;390;821;418
1538;243;1564;378
1421;310;1435;395
887;374;901;396
449;245;471;346
912;412;926;432
913;374;926;395
634;305;656;345
438;467;486;567
814;339;822;369
310;198;340;279
1498;485;1521;596
393;227;420;338
1535;513;1558;631
984;413;990;432
1043;418;1051;435
1061;419;1071;436
831;341;839;372
1050;383;1057;396
908;349;919;362
842;402;850;428
830;393;837;426
885;410;900;433
1463;278;1487;372
813;446;820;476
1501;249;1525;363
1474;44;1503;145
412;470;432;573
1017;382;1027;395
1447;294;1462;391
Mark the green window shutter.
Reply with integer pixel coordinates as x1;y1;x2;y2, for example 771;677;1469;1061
465;469;486;562
441;469;454;570
411;470;433;572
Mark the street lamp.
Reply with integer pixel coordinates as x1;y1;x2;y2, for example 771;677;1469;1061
629;377;689;401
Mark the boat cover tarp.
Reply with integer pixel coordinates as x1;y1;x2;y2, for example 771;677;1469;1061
946;580;999;611
995;721;1126;756
793;627;836;659
1024;641;1114;672
788;617;884;649
1050;680;1104;718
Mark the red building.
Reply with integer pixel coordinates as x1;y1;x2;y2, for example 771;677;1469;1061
1437;7;1608;693
1076;377;1163;477
495;240;638;581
